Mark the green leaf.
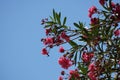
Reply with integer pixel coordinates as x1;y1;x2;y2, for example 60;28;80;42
46;21;56;25
69;40;78;48
49;16;54;21
59;12;61;19
53;9;56;21
62;25;68;29
44;25;51;28
78;63;88;74
74;23;80;29
74;51;78;66
79;22;84;30
63;17;67;26
56;13;61;25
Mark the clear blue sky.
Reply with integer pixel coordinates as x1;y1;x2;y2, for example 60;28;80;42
0;0;105;80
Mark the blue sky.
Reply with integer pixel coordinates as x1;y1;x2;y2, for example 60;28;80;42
0;0;104;80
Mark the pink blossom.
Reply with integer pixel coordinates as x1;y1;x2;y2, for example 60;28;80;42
69;70;80;78
89;52;94;58
58;56;72;69
82;52;94;63
41;48;48;55
58;76;63;80
45;29;51;35
88;63;96;71
61;31;66;38
64;36;70;42
56;36;64;45
82;52;89;63
118;61;120;64
90;18;99;25
99;0;105;5
113;3;120;19
61;31;70;42
59;46;65;53
111;2;115;8
88;71;97;80
88;6;97;18
44;37;53;45
114;29;120;36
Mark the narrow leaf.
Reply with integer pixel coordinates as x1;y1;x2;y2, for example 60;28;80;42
69;40;78;48
63;17;67;26
53;9;56;21
74;51;78;66
74;23;80;29
49;16;54;21
56;13;61;25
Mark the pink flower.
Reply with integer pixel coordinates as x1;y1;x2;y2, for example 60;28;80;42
89;53;94;58
112;4;120;19
88;71;97;80
44;37;53;45
61;31;70;42
65;36;70;42
56;36;64;45
88;63;96;71
61;31;66;38
82;52;94;63
90;18;99;25
88;6;97;18
114;29;120;36
59;46;65;53
45;29;51;35
41;48;48;55
118;61;120;64
111;2;115;8
69;70;80;78
59;76;63;80
82;52;89;63
99;0;105;5
58;56;72;69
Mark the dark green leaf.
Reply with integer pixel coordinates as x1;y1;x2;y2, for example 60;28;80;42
52;27;57;33
69;40;78;48
79;22;84;30
49;16;54;21
78;63;88;74
74;23;80;29
62;25;68;29
74;51;78;66
56;13;61;25
46;21;56;25
106;26;111;35
59;12;61;19
63;17;67;26
44;25;51;28
53;9;56;21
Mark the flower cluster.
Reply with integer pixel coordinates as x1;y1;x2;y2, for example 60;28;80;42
41;0;120;80
82;52;94;63
41;26;70;55
88;63;97;80
68;70;80;80
58;56;72;69
114;29;120;36
88;6;97;18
